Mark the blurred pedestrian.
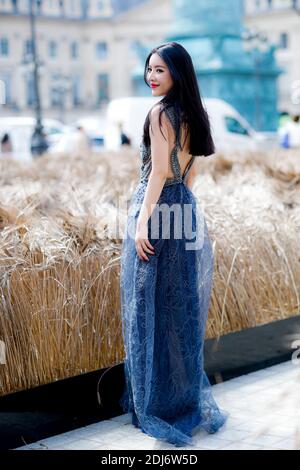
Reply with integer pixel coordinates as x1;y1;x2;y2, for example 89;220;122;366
118;122;131;147
279;114;300;149
72;125;91;157
0;133;13;155
30;126;49;157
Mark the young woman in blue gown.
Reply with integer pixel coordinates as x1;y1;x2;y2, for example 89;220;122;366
119;41;228;447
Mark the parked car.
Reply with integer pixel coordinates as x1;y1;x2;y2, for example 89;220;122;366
70;116;106;149
48;116;106;154
104;96;158;151
205;98;278;152
0;116;69;160
104;96;278;152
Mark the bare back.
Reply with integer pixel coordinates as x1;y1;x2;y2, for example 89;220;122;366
164;113;194;180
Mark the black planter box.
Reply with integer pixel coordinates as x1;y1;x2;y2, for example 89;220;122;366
0;314;299;450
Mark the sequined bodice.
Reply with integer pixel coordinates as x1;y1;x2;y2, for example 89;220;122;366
139;105;195;188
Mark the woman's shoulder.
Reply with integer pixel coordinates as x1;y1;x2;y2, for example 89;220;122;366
149;103;176;130
149;100;176;115
149;102;170;119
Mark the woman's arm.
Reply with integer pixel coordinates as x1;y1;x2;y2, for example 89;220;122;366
135;106;171;261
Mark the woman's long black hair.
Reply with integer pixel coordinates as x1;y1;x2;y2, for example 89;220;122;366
142;41;215;157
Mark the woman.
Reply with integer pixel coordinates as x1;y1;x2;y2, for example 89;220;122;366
119;42;228;447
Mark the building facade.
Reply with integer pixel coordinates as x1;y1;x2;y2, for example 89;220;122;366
0;0;171;121
244;0;300;115
0;0;299;122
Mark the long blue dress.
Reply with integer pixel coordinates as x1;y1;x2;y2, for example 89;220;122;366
119;105;228;447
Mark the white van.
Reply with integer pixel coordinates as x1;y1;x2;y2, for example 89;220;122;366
104;96;277;153
205;98;278;152
104;96;159;151
0;116;68;161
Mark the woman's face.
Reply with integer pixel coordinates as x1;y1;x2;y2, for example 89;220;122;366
146;53;173;96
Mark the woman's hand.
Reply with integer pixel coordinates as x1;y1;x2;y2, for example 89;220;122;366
135;221;155;261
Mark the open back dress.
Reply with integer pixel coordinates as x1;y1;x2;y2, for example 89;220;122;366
119;103;228;447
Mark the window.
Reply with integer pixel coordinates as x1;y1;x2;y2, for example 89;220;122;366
50;74;72;108
129;39;140;58
70;41;78;59
36;0;42;13
0;73;11;104
11;0;18;12
225;116;249;136
45;126;63;136
267;0;272;7
26;72;35;107
0;37;9;56
279;32;288;49
97;73;109;104
95;41;107;59
0;79;5;105
24;39;33;57
49;40;57;58
50;75;61;107
72;75;81;106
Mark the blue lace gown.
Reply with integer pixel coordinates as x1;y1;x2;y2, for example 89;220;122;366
119;105;228;447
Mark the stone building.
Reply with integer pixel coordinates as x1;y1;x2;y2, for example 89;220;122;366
0;0;299;121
